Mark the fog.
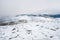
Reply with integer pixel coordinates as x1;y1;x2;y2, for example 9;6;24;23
0;0;60;17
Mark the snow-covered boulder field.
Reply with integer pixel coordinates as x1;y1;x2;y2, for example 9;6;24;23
0;14;60;40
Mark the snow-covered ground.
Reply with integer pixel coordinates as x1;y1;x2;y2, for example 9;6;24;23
0;14;60;40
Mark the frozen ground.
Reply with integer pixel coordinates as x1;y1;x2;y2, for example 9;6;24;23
0;14;60;40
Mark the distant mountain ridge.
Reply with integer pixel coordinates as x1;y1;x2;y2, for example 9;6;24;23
0;13;60;26
16;14;60;18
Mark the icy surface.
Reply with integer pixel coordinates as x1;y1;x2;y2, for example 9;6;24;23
0;14;60;40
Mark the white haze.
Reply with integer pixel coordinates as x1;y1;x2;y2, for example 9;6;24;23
0;0;60;17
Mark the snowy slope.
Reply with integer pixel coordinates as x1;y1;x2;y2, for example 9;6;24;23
0;14;60;40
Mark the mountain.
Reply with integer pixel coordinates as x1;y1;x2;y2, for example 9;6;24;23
0;14;60;40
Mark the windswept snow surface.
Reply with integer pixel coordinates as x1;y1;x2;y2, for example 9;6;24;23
0;14;60;40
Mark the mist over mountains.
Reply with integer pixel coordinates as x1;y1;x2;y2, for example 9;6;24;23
0;13;60;26
16;14;60;18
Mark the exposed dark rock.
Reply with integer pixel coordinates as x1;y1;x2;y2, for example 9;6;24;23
56;28;59;30
12;28;16;31
12;32;15;33
36;25;39;26
50;36;53;38
50;28;56;31
18;19;27;23
8;21;15;25
0;21;16;26
9;38;12;40
0;23;8;26
27;30;32;34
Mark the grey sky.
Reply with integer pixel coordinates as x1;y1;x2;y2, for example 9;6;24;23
0;0;60;17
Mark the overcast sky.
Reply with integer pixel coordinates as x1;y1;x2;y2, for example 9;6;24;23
0;0;60;17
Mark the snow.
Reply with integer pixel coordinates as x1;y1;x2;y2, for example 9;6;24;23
0;14;60;40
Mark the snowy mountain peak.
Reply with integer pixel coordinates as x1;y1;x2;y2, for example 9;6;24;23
0;14;60;40
0;13;60;26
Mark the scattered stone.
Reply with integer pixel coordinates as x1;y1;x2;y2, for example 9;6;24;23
36;25;39;26
12;28;16;31
50;36;53;38
19;19;27;23
56;28;59;30
9;38;12;40
50;28;56;31
45;35;47;37
41;26;43;28
27;30;32;34
17;30;19;32
9;21;15;25
0;23;8;26
12;32;15;33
